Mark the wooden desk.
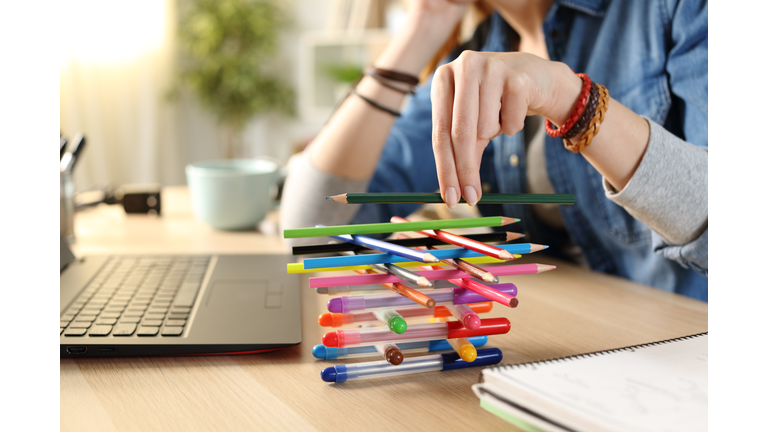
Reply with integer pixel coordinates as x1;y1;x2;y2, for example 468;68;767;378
62;186;708;432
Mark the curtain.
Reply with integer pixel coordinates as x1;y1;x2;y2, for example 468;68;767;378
59;0;184;192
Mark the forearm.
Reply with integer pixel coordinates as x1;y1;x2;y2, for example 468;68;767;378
310;13;455;180
603;118;708;245
547;70;651;191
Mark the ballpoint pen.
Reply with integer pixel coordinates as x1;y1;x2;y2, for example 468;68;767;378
311;336;489;360
321;318;510;348
320;348;503;383
326;284;517;314
317;302;493;327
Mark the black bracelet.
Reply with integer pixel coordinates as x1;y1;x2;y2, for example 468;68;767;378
366;72;416;95
352;89;401;117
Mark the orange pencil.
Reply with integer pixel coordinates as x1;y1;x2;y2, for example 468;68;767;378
354;269;436;309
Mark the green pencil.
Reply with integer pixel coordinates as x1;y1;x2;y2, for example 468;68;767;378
282;216;519;239
327;192;574;205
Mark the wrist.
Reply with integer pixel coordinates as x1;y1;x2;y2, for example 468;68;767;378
375;11;460;76
541;62;584;126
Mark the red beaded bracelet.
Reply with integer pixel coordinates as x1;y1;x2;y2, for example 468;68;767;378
545;73;592;138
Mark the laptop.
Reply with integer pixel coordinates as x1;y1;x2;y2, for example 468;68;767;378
60;237;301;356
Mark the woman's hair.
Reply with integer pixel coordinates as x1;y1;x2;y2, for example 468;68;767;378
419;1;495;82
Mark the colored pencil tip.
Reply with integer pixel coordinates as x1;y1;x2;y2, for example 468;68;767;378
482;273;499;284
325;196;332;200
425;299;436;309
500;217;521;226
315;287;329;294
537;264;557;273
506;232;525;241
417;277;433;288
423;253;440;263
498;251;516;261
529;244;549;253
327;194;347;203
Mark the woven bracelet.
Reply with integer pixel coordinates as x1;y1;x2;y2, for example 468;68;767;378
563;83;609;153
546;73;592;138
562;82;599;140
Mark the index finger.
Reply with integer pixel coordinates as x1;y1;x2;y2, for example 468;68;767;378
431;65;461;208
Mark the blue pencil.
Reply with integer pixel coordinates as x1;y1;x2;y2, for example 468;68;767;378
303;243;548;269
330;233;439;263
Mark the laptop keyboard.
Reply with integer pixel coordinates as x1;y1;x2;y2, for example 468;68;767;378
60;256;210;337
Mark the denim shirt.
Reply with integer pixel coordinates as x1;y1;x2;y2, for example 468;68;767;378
351;0;708;301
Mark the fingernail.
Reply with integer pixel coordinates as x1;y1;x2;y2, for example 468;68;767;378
445;187;458;208
463;186;478;206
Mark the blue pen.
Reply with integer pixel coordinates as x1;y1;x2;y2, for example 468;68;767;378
312;336;489;360
321;348;503;383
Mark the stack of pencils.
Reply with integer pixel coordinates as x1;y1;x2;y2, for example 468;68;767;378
284;192;571;384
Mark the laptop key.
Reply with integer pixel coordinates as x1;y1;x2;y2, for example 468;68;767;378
142;319;163;326
119;316;142;323
74;315;97;322
171;306;192;313
69;321;92;328
60;321;71;327
165;319;186;327
88;325;113;336
100;312;121;319
137;326;160;336
112;324;137;336
168;313;189;320
64;328;88;336
95;318;118;325
173;292;197;307
144;313;165;320
161;327;183;336
124;310;145;317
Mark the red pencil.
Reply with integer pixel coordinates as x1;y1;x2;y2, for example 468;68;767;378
390;216;517;260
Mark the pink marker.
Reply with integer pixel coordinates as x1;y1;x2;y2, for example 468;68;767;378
445;304;481;330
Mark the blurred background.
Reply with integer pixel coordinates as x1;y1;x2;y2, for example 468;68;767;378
60;0;410;193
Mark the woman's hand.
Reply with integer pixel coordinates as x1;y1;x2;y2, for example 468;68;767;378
431;51;583;207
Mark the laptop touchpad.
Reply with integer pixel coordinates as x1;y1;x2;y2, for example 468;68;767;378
206;282;270;308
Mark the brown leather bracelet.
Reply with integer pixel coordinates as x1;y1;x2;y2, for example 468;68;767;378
563;83;609;153
368;67;420;86
365;71;415;95
562;82;599;140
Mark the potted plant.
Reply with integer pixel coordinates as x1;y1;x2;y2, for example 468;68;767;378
175;0;294;158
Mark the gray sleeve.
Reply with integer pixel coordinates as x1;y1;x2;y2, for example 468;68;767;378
602;118;708;246
279;152;370;247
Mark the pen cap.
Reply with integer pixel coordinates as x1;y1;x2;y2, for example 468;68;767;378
440;348;502;371
327;296;365;314
452;283;517;304
318;313;354;327
446;318;511;339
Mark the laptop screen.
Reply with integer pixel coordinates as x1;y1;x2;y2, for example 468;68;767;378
61;236;76;272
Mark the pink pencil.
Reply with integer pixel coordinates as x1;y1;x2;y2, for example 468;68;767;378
308;263;556;288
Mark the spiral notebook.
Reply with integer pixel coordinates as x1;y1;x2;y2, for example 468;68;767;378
472;333;707;432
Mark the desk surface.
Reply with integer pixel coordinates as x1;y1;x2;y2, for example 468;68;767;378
62;187;708;432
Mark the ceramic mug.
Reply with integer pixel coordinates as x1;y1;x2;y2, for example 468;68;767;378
185;158;279;230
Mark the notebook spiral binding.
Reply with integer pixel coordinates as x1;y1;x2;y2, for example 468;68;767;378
479;332;707;382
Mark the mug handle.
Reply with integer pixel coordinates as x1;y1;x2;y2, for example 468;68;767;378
251;156;284;211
